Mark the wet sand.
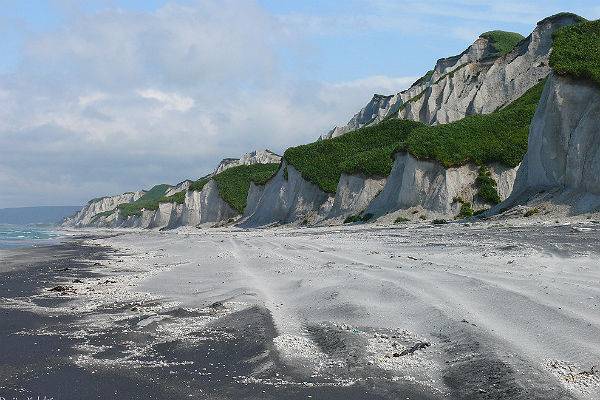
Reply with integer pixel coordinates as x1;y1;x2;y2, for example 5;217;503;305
1;222;599;399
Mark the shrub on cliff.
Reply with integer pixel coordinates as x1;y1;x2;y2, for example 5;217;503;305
118;184;171;217
397;80;545;168
550;18;600;87
284;119;424;193
480;30;525;57
213;163;280;213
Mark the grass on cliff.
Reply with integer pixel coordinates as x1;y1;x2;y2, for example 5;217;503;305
154;179;207;206
159;190;186;205
283;78;544;194
189;177;210;192
397;79;545;168
284;119;425;193
411;69;434;87
91;209;116;221
476;166;501;204
213;163;280;213
480;31;525;57
538;12;586;26
118;164;279;217
118;184;171;218
550;18;600;87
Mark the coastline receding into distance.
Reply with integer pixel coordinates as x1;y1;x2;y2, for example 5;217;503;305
1;7;600;400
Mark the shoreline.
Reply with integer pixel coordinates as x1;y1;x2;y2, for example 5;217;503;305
1;224;599;399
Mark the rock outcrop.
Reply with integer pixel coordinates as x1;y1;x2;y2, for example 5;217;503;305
241;154;517;225
164;180;192;197
324;174;387;222
63;191;145;227
324;13;581;138
501;74;600;213
325;94;397;138
67;14;593;229
66;149;280;229
127;180;238;228
213;149;281;175
86;179;239;229
240;163;333;227
366;153;518;217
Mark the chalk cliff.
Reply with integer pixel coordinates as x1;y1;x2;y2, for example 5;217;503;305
63;191;144;227
324;13;581;138
502;73;600;213
68;14;596;229
213;149;281;175
240;163;332;227
367;153;517;217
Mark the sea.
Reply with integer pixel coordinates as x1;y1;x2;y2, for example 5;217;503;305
0;224;62;249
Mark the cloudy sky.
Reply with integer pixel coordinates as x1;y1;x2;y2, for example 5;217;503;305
1;0;598;208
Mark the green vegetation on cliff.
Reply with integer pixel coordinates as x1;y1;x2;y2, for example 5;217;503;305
550;19;600;87
189;177;210;192
480;31;525;57
118;184;170;217
397;79;545;168
538;12;586;26
151;164;280;213
213;163;280;213
159;190;186;205
91;209;115;221
115;164;278;218
283;78;544;194
284;119;424;193
411;69;434;87
476;166;501;204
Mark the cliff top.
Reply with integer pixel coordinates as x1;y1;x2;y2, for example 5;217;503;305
550;18;600;87
479;30;525;57
537;12;586;26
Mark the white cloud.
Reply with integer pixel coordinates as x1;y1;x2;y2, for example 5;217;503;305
78;92;108;107
138;89;195;112
11;0;593;207
0;0;419;207
316;75;417;127
276;0;598;41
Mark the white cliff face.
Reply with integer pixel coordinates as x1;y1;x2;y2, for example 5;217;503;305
324;14;580;138
69;16;584;230
367;153;518;217
240;163;333;227
504;74;600;213
430;36;497;81
244;182;265;218
400;17;557;125
93;180;239;229
241;154;517;225
182;180;239;226
72;148;281;229
323;174;387;222
213;149;281;175
164;180;191;197
63;191;144;227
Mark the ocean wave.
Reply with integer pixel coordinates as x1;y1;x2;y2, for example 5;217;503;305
0;225;61;249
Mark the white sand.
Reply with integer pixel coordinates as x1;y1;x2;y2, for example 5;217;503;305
71;221;600;398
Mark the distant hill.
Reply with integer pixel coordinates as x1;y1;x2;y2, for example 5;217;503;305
0;206;82;225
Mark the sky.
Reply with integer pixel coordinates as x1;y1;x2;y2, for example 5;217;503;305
0;0;599;208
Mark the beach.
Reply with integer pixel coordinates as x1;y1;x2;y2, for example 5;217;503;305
1;222;599;399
